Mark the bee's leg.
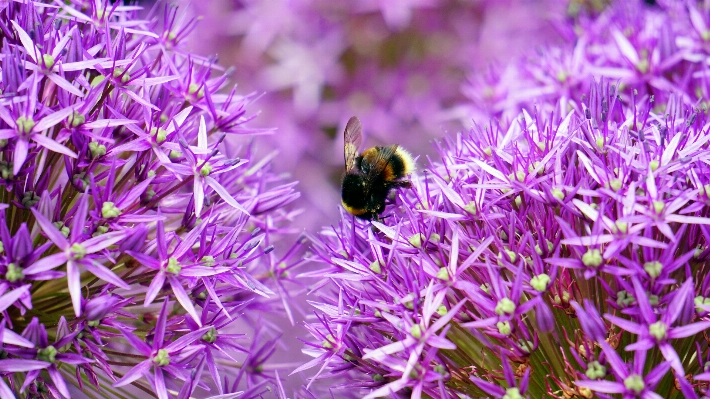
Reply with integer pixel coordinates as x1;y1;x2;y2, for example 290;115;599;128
391;180;412;189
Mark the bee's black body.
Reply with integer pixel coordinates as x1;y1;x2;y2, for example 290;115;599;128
340;117;414;220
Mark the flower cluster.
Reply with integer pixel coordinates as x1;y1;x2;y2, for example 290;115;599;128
0;1;302;397
301;1;710;398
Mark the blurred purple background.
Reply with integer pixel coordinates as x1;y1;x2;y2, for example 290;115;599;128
177;0;567;232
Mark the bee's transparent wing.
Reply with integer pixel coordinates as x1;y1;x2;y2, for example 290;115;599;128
366;144;399;183
344;116;362;172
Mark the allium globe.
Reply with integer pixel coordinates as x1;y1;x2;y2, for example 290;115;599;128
0;1;301;398
301;2;710;398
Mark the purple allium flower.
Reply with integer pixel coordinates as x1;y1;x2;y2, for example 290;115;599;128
0;1;302;397
300;2;710;397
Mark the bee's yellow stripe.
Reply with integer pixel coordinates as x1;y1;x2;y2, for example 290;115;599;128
342;200;366;216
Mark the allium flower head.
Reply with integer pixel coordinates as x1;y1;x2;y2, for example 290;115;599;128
0;1;301;397
301;2;710;398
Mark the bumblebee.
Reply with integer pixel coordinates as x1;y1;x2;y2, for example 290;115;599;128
340;116;415;220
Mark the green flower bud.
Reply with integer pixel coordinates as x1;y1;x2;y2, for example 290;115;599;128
37;346;57;363
89;141;106;158
530;274;550;292
169;150;182;160
502;387;522;399
624;374;645;394
70;243;87;260
644;261;662;279
201;256;215;267
5;263;23;282
495;298;516;316
42;54;55;69
91;75;106;87
436;305;447;316
408;233;425;248
649;321;667;341
585;361;606;379
166;257;181;274
653;200;664;214
496;321;511;335
152;349;170;367
150;127;168;144
436;267;449;281
15;116;35;135
552;188;565;201
202;327;217;343
21;191;40;208
582;249;603;267
69;111;85;127
369;260;382;274
410;324;422;339
188;83;205;99
101;201;121;218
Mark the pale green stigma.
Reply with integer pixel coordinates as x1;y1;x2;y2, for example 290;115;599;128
90;75;106;87
649;160;659;172
636;58;650;74
437;305;447;316
169;150;182;160
518;339;533;353
321;334;335;349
